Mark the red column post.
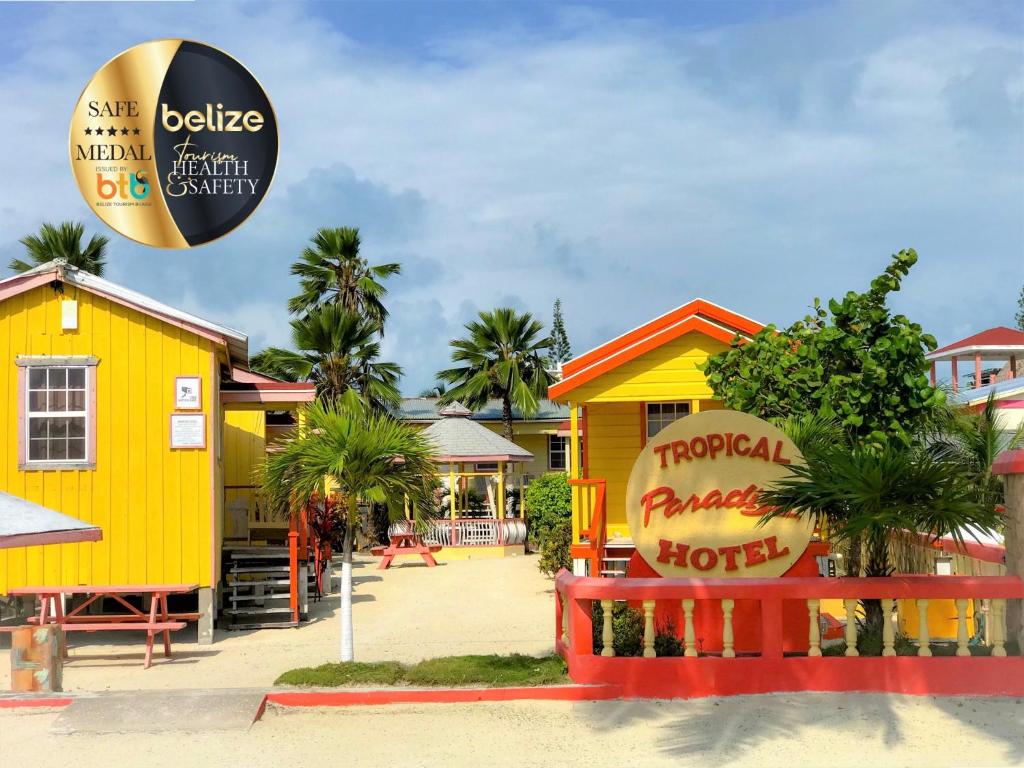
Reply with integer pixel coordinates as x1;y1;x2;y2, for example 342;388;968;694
951;357;959;393
975;354;982;389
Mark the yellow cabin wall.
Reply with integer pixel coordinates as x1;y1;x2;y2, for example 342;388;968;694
0;284;217;593
566;330;730;542
567;332;731;403
223;409;265;537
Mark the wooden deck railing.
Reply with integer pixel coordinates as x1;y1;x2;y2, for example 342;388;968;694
554;571;1024;698
568;479;606;575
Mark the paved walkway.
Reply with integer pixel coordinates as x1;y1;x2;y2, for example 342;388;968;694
3;693;1023;767
0;554;553;692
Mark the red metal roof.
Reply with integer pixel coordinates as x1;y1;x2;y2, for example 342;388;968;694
930;326;1024;357
549;299;763;401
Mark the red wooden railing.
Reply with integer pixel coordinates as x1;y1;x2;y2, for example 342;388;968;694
568;478;606;576
554;571;1024;698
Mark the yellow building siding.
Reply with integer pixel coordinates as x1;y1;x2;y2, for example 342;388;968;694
565;331;731;543
585;402;642;538
223;409;265;537
0;284;217;593
567;332;730;403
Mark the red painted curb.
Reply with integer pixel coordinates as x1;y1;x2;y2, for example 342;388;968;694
264;684;622;709
0;697;73;709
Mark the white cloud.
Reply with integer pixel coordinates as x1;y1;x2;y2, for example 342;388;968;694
0;0;1020;392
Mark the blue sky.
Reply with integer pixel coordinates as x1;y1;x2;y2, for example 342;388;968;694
1;0;1021;393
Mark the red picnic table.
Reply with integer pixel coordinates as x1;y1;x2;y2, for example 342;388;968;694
371;532;441;570
7;584;198;669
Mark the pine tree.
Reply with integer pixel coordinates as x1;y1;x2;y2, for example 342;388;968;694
549;298;572;367
1016;284;1024;331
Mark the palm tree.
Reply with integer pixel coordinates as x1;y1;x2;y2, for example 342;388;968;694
419;382;447;398
437;307;555;441
288;226;401;324
759;441;1002;649
929;393;1024;513
12;221;108;275
256;304;402;411
262;396;437;661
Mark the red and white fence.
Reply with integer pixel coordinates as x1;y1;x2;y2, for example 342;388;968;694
554;570;1024;698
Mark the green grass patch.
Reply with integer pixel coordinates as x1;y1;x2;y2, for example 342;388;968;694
274;654;568;688
274;661;405;687
405;654;567;687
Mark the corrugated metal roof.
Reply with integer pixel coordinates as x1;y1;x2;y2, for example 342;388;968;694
950;375;1024;406
0;491;102;549
0;261;249;366
421;405;534;462
397;397;568;422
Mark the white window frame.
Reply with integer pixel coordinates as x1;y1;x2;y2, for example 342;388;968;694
18;356;97;470
548;434;568;471
646;401;691;440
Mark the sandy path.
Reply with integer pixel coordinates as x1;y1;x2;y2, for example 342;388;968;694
2;693;1022;767
0;554;553;691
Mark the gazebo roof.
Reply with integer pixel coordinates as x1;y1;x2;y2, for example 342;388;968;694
926;326;1024;361
422;402;534;463
0;491;102;549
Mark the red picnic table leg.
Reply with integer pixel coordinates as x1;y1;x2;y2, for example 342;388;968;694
144;593;159;669
421;550;437;567
160;593;172;659
52;594;69;659
378;549;395;570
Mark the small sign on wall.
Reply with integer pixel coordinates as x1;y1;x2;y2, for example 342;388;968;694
175;376;202;410
170;413;206;449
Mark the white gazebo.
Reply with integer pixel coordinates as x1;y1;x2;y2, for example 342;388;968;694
416;402;533;552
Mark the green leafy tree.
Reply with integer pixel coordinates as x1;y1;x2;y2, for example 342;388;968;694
11;221;108;276
249;350;299;382
255;304;402;411
702;249;943;449
261;396;437;661
437;307;555;441
548;298;572;366
1016;284;1024;331
288;227;401;325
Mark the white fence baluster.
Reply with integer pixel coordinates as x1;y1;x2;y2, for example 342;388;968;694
844;599;859;656
600;599;615;657
955;598;970;657
722;599;735;658
916;599;931;657
881;598;896;657
642;600;656;658
807;599;821;657
682;599;698;657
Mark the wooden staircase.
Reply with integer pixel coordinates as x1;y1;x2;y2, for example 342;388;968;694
222;547;314;629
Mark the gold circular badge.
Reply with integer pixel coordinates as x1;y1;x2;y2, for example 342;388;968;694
69;40;278;249
625;409;812;578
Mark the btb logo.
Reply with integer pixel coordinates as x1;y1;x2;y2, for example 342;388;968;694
96;170;150;201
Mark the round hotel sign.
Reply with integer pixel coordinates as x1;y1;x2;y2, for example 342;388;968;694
625;409;812;578
69;40;278;249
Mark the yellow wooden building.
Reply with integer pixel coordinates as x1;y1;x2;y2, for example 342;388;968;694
0;261;314;639
547;299;764;576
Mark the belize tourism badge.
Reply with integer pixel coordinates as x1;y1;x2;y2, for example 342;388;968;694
69;40;278;248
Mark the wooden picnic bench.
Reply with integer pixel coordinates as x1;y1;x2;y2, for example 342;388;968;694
7;584;198;669
371;532;441;570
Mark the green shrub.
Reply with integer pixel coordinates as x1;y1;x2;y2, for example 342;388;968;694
592;601;645;657
525;473;572;547
538;518;572;577
654;623;685;657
